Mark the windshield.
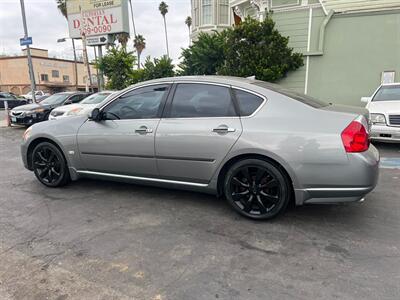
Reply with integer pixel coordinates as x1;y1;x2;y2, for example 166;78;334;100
41;94;69;105
80;92;112;105
252;81;328;108
373;86;400;101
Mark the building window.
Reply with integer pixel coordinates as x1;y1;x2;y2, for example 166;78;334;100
41;74;49;81
202;0;212;25
63;75;70;82
52;70;59;78
219;0;229;24
193;0;199;27
381;71;395;84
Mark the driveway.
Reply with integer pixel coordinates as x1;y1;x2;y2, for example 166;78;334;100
0;113;399;300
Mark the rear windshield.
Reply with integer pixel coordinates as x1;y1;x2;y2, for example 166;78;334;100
252;81;328;108
373;86;400;101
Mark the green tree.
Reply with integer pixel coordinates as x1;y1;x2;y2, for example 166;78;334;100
219;16;303;81
185;16;192;45
134;35;146;69
141;55;175;81
159;1;169;58
178;32;225;76
96;46;136;90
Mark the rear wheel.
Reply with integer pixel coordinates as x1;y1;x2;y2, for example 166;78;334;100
32;142;70;187
224;159;290;220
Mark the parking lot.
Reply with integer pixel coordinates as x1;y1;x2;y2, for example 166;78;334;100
0;111;399;300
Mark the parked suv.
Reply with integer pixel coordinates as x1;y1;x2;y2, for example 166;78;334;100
10;92;90;126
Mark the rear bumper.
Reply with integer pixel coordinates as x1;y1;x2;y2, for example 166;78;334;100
370;124;400;142
296;145;380;205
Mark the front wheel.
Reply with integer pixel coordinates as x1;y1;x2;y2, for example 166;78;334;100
224;159;291;220
32;142;70;187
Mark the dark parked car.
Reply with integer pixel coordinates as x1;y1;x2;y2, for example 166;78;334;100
9;92;90;126
0;92;28;109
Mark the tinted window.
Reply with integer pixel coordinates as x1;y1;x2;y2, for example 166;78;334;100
234;89;264;116
253;81;328;108
373;86;400;101
41;94;69;105
104;85;169;120
69;95;84;103
170;84;236;118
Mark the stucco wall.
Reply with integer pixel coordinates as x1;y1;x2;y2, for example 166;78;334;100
308;10;400;106
0;56;97;94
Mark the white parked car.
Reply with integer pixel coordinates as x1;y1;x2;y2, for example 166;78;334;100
49;91;114;120
362;83;400;142
21;90;49;101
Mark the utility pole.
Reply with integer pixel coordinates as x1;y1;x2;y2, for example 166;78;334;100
19;0;36;103
129;0;137;37
79;0;93;93
97;45;104;90
72;39;78;90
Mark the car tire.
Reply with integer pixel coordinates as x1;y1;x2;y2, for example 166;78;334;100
224;158;291;220
32;142;70;187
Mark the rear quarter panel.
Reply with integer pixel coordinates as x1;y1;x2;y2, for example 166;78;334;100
212;87;362;202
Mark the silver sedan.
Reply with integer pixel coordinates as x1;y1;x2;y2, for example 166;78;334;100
21;76;379;220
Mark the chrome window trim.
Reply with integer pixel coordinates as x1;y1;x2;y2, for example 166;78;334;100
77;170;208;187
231;86;268;119
99;80;267;120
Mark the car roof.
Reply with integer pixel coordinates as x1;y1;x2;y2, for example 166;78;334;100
141;75;257;86
55;91;89;95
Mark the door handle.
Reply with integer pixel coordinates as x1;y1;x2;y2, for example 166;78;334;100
135;126;153;134
212;126;236;133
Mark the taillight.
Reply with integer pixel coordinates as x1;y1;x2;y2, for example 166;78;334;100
341;120;369;153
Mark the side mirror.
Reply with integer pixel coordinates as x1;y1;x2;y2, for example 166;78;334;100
89;108;101;121
361;97;371;103
64;100;72;105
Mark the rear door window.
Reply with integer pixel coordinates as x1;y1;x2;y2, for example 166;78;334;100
169;83;237;118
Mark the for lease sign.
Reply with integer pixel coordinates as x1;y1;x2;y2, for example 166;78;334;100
67;0;129;39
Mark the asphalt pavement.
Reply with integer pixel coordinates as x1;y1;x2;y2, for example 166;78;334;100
0;111;399;300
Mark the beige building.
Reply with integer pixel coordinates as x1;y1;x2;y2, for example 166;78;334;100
0;48;98;95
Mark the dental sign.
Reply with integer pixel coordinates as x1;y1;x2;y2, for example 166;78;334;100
67;0;129;39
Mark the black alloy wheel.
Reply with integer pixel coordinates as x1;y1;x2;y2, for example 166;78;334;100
224;159;291;220
32;142;70;187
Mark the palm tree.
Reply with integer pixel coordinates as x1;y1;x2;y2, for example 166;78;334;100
159;1;169;58
117;32;130;50
56;0;67;19
185;16;192;46
134;35;146;69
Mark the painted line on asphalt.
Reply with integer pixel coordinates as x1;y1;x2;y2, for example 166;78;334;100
380;157;400;169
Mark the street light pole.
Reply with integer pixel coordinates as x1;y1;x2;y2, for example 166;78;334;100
19;0;36;103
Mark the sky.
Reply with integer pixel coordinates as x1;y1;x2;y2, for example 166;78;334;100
0;0;191;63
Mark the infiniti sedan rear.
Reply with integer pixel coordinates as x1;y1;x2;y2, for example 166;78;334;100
20;76;379;220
